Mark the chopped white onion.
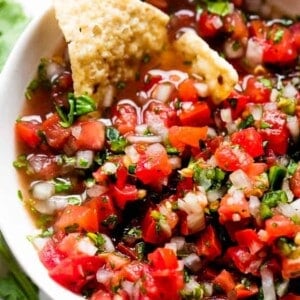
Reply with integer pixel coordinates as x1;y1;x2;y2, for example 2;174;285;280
102;234;115;252
224;39;244;59
229;169;252;189
31;235;50;252
75;150;94;169
203;282;213;297
31;181;55;201
71;125;82;139
183;253;202;272
170;236;186;251
270;88;279;102
220;108;232;123
287;115;300;141
164;242;178;253
86;184;108;198
77;237;98;256
168;156;182;170
46;62;64;82
151;82;175;103
276;280;289;297
261;266;276;300
127;134;162;144
282;178;294;203
249;195;261;218
125;145;140;164
248;104;263;121
102;162;118;175
194;82;209;98
277;199;300;218
20;115;42;123
283;82;298;98
135;124;148;135
206;189;224;202
96;269;114;284
121;280;135;298
102;85;115;107
245;38;264;67
99;118;112;126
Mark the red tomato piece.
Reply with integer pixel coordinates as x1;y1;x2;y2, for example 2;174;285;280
281;294;300;300
49;255;104;293
179;101;212;126
290;166;300;198
213;269;235;294
231;127;264;158
54;205;99;233
197;11;223;38
42;113;71;149
72;120;105;150
263;26;298;65
39;239;65;270
195;225;222;260
222;91;249;120
112;102;138;135
178;78;198;102
248;19;267;39
148;248;179;271
91;290;114;300
223;10;249;40
236;284;259;299
135;143;172;186
112;184;139;209
15;120;42;148
290;22;300;51
214;144;254;172
168;125;208;152
234;228;265;255
282;256;300;279
226;246;263;275
218;193;250;224
264;215;299;243
244;76;271;103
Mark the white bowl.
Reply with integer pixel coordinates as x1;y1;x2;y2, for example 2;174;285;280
0;6;82;300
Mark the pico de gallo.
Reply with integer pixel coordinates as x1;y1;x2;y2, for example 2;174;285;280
14;0;300;299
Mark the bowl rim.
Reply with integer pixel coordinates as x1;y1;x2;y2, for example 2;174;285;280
0;5;82;300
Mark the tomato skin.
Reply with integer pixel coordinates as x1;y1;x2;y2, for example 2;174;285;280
135;143;171;186
49;255;104;293
282;256;300;279
248;19;266;39
222;91;249;120
178;78;198;102
195;225;222;260
264;215;299;244
223;11;248;40
148;248;179;270
231;127;264;158
39;239;65;270
179;101;212;127
218;193;250;224
112;102;138;135
214;144;254;172
289;166;300;198
213;269;235;294
54;205;99;233
290;22;300;51
42;113;71;149
234;229;265;255
281;294;300;300
15;120;42;148
263;26;298;65
72;121;105;151
244;76;271;103
112;183;139;209
197;11;223;38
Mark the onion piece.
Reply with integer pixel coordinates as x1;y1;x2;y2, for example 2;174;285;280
224;39;244;59
168;156;182;170
102;234;115;252
283;82;298;98
287;115;300;141
194;82;209;98
31;181;55;201
261;266;276;300
75;150;94;169
220;108;232;123
96;269;114;284
229;169;252;189
151;82;175;103
245;37;263;67
127;134;162;144
170;236;186;251
86;184;108;198
183;253;202;272
77;237;98;256
249;195;261;218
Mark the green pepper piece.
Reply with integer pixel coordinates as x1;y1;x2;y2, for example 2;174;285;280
269;165;286;190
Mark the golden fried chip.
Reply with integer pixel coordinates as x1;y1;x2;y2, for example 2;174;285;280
53;0;169;106
174;30;238;103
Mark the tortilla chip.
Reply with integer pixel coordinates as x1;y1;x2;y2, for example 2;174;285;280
174;30;239;103
54;0;238;106
53;0;169;105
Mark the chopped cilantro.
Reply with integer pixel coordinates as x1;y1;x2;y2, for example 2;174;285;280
106;127;127;153
205;0;230;17
87;232;106;249
52;177;72;193
273;29;284;43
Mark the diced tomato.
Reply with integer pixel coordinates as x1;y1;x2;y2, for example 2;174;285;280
54;205;99;233
42;113;71;149
231;127;264;158
214;144;254;172
223;11;248;40
143;100;178;128
84;195;118;232
195;225;222;260
178;78;198;102
236;284;259;299
98;252;130;271
179;101;212;126
49;255;104;293
226;246;263;275
15;120;42;148
263;25;298;65
218;193;250;224
222;91;249;120
143;73;163;92
112;183;139;209
290;22;300;51
264;214;299;243
244;76;271;103
243;162;267;179
112;102;138;135
135;143;172;186
234;228;265;255
289;166;300;198
91;290;114;300
168;125;208;152
72;120;105;150
282;256;300;279
281;294;300;300
248;19;267;39
39;239;65;270
213;269;235;294
148;248;184;300
197;11;223;38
